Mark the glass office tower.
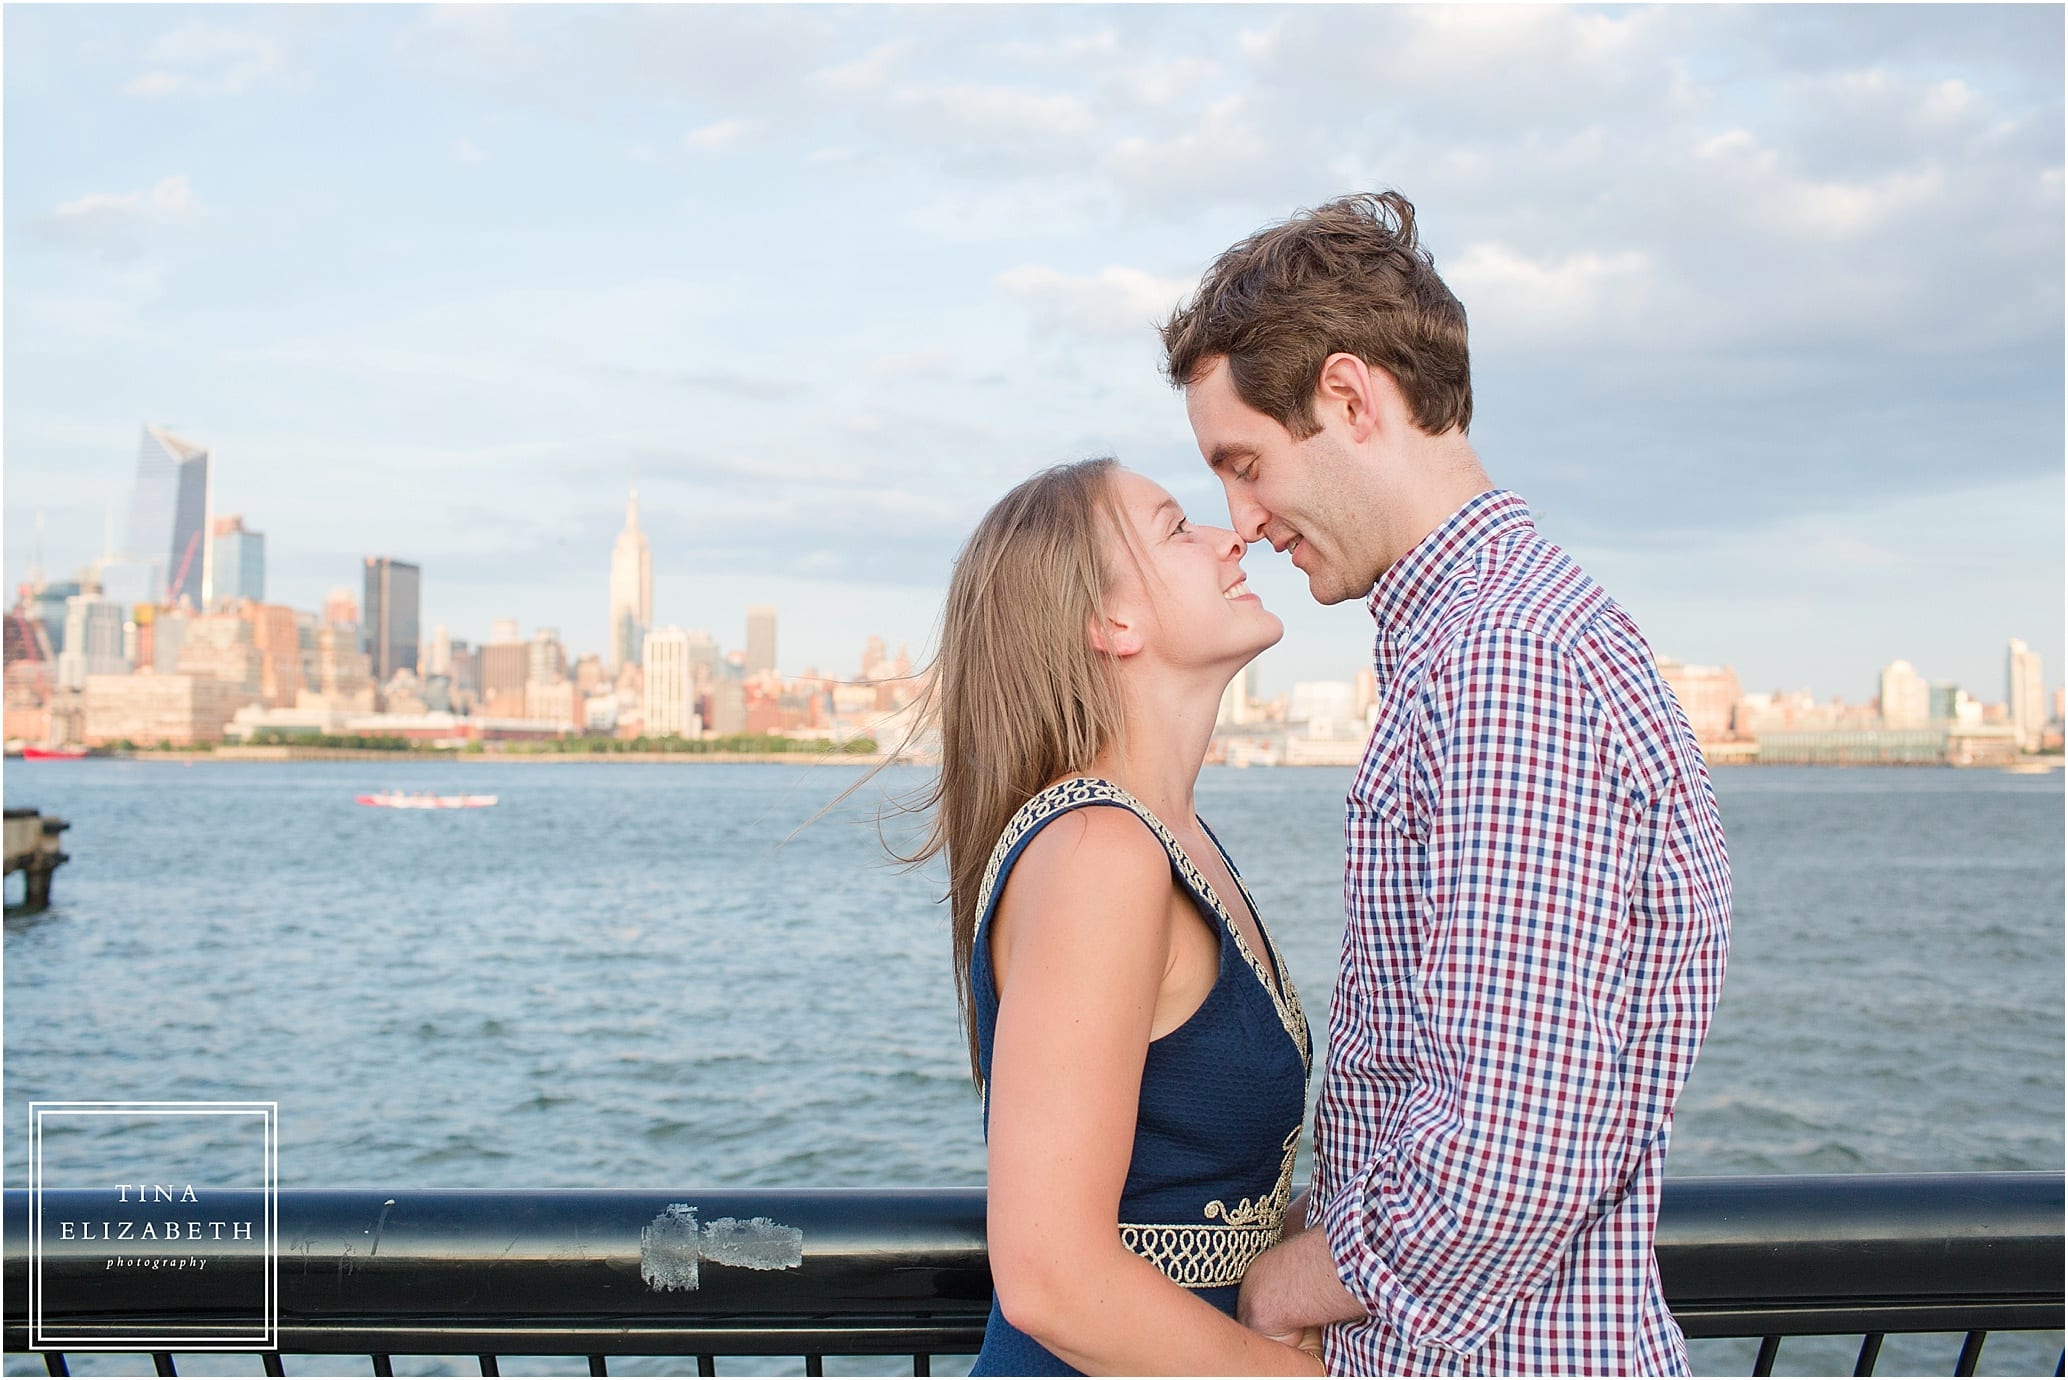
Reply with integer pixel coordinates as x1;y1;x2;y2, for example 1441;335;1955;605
126;425;211;607
362;557;421;683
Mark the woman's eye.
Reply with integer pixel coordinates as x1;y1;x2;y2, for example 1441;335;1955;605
1174;518;1190;536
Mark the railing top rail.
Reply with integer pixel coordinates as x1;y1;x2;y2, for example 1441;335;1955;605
4;1173;2059;1352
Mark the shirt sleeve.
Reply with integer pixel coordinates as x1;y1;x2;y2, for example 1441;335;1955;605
1321;625;1645;1356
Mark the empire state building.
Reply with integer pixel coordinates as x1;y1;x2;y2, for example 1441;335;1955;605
609;487;652;669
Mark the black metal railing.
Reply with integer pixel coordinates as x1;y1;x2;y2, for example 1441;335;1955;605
4;1174;2061;1376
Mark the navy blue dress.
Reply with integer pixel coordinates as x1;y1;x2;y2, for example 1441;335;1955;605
968;777;1312;1376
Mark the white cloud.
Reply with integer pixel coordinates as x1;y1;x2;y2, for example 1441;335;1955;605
892;83;1096;140
1105;95;1290;209
123;21;304;98
1791;167;1945;240
1063;29;1120;61
812;40;909;94
996;28;1119;65
1113;55;1220;110
997;264;1196;341
452;138;487;164
1921;79;1976;122
1445;243;1654;347
26;175;203;258
55;174;198;223
1692;125;1947;240
684;117;756;151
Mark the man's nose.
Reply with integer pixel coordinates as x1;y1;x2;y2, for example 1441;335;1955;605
1222;488;1271;544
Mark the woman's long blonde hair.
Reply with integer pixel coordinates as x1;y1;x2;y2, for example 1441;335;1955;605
889;457;1135;1083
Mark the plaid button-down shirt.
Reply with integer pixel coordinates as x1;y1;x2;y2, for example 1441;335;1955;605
1313;490;1731;1376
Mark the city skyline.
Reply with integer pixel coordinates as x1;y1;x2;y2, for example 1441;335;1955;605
21;425;2064;712
5;5;2061;700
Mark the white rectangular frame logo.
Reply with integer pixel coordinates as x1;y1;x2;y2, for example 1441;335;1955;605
29;1101;278;1351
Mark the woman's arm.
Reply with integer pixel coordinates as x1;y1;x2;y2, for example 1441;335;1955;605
984;807;1322;1376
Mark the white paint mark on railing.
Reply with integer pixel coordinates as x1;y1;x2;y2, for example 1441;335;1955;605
640;1204;806;1290
640;1203;701;1292
700;1216;806;1270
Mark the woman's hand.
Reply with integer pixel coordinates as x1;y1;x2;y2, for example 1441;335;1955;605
1295;1327;1325;1367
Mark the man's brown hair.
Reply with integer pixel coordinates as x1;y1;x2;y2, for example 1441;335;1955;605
1161;190;1472;438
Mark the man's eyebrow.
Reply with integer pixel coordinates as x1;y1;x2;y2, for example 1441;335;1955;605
1205;443;1255;473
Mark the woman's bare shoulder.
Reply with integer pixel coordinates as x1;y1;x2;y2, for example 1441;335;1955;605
1015;801;1168;886
995;803;1174;953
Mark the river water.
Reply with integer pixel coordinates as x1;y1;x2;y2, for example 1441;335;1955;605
4;760;2061;1376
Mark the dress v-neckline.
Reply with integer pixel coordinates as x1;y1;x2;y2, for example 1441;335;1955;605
1192;814;1290;1000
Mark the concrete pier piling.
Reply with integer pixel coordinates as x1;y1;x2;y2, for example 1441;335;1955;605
3;808;69;910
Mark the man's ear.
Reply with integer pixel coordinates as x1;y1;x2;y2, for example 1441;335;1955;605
1314;352;1391;445
1088;611;1144;659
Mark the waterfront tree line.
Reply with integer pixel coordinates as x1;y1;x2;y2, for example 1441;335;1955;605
99;732;880;756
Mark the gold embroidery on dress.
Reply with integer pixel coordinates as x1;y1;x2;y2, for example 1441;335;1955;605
1115;1220;1284;1290
1205;1125;1302;1229
1128;1126;1303;1287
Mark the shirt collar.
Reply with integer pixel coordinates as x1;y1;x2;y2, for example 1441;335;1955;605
1366;488;1534;644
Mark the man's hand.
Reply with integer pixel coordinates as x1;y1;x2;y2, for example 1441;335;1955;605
1238;1232;1310;1342
1239;1220;1367;1341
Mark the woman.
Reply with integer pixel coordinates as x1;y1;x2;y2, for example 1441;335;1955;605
899;457;1323;1375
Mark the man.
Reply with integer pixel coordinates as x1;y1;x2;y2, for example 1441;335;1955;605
1161;192;1731;1375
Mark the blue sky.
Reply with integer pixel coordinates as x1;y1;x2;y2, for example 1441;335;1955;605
6;4;2061;702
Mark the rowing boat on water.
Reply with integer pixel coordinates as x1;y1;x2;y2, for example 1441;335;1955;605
354;792;499;809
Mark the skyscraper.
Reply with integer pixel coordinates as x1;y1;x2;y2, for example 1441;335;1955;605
643;626;696;738
1878;659;1930;729
2007;638;2044;751
126;425;212;607
362;557;421;683
57;594;130;689
529;627;568;686
210;515;265;605
480;630;530;717
610;488;653;669
746;605;777;677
